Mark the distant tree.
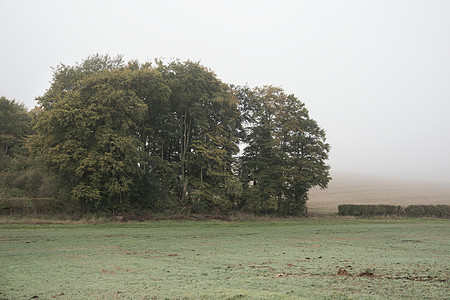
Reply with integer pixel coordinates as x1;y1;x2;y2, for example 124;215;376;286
238;86;331;215
0;97;31;171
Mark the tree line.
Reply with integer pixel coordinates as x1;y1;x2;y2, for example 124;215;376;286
0;55;331;216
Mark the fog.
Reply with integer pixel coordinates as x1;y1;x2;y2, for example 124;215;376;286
1;0;449;183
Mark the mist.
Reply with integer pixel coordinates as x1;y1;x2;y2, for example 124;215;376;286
1;0;449;182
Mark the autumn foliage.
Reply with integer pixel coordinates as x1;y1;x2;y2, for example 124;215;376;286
2;55;331;215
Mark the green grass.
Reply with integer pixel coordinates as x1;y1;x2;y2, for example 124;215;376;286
1;219;449;299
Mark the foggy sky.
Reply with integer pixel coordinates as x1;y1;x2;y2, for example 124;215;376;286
1;0;449;183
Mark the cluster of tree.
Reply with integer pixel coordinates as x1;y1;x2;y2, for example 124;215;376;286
1;55;331;215
0;97;56;199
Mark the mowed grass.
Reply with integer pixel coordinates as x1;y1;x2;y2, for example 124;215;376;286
1;219;449;299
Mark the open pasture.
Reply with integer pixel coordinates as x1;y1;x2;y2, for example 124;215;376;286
1;219;449;299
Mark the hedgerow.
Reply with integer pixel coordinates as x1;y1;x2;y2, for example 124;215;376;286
338;204;449;218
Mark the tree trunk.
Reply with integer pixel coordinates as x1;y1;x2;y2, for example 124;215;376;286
179;108;191;205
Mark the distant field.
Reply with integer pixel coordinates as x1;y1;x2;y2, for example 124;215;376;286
1;219;449;299
308;172;450;214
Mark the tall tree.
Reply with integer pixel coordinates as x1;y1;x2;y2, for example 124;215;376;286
32;55;148;211
160;61;242;213
238;86;331;215
126;60;174;210
31;57;242;213
30;55;330;216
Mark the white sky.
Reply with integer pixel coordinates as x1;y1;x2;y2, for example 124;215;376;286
1;0;449;182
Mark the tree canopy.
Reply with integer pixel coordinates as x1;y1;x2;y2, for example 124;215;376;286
24;55;330;215
238;86;331;215
0;96;31;172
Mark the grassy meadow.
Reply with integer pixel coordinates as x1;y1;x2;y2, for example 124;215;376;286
1;219;449;299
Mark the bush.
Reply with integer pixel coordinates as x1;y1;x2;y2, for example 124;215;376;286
0;198;63;215
14;167;58;198
338;204;450;218
338;204;401;217
404;205;449;218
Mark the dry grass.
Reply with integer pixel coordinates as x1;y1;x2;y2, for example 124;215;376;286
308;172;450;215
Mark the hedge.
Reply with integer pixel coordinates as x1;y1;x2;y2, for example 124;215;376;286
0;198;63;215
338;204;450;218
338;204;402;217
403;205;450;218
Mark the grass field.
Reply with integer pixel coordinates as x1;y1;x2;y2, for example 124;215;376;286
1;219;449;299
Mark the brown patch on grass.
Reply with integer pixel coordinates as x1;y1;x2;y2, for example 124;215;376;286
250;265;274;270
358;270;375;277
337;268;350;276
390;275;449;282
273;269;448;283
51;292;65;298
275;273;295;278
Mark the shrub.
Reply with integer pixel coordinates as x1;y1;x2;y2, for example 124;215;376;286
338;204;401;217
0;198;63;215
404;205;449;218
338;204;449;218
